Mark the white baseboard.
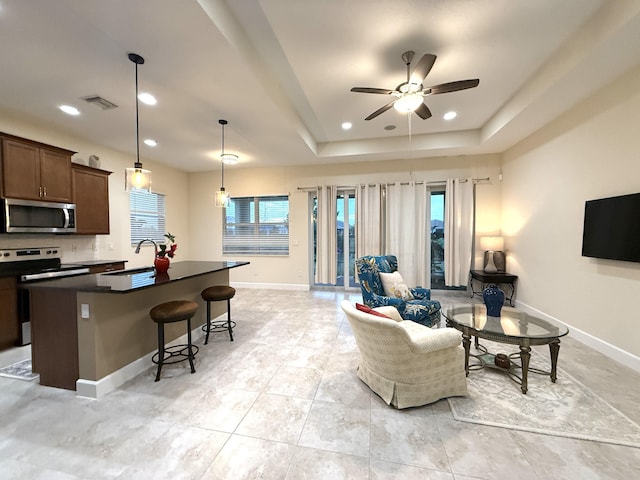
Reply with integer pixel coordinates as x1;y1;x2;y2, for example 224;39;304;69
231;281;309;291
515;300;640;374
75;323;210;399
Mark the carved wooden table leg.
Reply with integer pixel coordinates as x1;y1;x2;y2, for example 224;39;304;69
519;344;531;394
549;339;561;383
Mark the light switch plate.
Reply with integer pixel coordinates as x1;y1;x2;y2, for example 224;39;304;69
81;304;90;319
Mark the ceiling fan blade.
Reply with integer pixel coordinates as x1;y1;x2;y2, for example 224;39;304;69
351;87;395;95
427;79;480;95
365;100;396;121
414;102;432;120
410;54;437;84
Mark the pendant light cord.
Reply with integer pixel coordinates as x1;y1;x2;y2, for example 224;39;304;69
134;62;140;167
219;119;227;188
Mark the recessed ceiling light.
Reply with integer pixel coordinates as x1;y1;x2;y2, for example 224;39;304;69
59;105;80;116
144;139;157;147
341;122;352;130
444;111;457;120
138;92;157;105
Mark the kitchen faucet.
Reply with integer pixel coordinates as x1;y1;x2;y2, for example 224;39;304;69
134;238;158;254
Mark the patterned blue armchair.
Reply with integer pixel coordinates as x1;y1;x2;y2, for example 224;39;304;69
355;255;441;327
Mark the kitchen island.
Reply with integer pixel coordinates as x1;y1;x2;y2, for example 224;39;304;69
25;261;248;397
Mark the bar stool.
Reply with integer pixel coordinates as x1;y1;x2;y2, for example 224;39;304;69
149;300;199;382
201;285;236;344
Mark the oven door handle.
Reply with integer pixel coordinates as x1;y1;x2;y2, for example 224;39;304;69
20;268;90;282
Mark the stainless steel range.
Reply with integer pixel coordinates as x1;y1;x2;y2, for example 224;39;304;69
0;247;90;345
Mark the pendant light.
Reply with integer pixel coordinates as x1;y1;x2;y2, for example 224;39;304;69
215;119;238;208
125;53;152;192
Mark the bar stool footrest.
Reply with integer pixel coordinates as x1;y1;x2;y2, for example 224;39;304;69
152;344;199;366
202;320;236;333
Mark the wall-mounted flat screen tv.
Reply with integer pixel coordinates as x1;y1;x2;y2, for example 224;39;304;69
581;192;640;263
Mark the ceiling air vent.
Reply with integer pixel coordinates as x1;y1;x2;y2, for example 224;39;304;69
82;95;118;110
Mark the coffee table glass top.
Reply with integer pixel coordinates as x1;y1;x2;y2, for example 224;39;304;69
443;304;569;340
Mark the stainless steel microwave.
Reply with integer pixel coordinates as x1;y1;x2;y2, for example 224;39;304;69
1;198;76;233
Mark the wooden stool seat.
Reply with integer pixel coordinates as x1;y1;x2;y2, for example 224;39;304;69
150;300;198;323
149;300;199;382
201;286;236;344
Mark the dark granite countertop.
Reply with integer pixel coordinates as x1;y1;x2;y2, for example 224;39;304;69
23;261;249;293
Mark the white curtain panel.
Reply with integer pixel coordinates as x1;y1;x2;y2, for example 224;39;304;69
315;185;337;284
355;184;382;259
444;178;474;287
385;182;428;287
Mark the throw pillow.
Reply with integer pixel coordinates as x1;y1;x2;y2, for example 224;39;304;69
355;303;391;319
379;271;414;300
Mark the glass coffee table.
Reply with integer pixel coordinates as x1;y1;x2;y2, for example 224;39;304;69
443;304;569;394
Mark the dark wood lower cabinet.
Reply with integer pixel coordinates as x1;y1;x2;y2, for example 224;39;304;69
88;262;125;274
0;277;19;350
30;289;78;390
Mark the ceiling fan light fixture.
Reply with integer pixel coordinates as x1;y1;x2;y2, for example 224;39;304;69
393;93;423;113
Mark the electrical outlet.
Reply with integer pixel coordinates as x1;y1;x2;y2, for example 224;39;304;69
71;244;77;252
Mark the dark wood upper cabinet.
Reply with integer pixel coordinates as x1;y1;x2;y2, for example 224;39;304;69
0;133;74;203
72;164;111;235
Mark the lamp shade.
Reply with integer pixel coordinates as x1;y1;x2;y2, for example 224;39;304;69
480;236;504;252
125;166;151;191
215;188;230;208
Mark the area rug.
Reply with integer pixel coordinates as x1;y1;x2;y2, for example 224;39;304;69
0;358;39;381
447;347;640;448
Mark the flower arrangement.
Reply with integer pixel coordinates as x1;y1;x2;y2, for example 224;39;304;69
156;232;177;258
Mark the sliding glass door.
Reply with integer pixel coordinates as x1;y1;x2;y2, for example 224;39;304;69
312;190;356;289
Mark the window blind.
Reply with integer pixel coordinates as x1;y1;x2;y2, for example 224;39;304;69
223;195;289;255
130;190;166;245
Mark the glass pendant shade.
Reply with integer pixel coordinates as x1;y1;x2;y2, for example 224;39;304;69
125;164;152;191
215;187;230;208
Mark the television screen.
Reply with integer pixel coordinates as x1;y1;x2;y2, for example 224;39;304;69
581;192;640;263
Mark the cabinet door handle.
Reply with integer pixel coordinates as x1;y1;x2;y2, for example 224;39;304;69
39;186;43;197
43;187;47;197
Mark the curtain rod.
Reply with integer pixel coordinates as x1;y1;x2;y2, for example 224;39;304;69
297;176;490;191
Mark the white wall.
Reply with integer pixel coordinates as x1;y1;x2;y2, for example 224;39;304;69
0;110;189;267
502;64;640;360
188;153;503;287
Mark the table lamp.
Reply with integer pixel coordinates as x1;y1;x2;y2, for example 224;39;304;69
480;236;505;273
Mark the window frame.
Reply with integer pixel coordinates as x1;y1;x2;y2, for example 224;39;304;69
223;194;290;256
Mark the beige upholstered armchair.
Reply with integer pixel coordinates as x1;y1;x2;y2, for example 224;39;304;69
341;300;467;409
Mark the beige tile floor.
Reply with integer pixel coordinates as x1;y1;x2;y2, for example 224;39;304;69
1;288;639;479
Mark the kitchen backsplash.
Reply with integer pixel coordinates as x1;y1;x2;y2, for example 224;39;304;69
0;235;100;263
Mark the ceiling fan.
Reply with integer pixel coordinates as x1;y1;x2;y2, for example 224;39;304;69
351;50;479;121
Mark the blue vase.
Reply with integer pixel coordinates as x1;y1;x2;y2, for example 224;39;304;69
483;284;505;317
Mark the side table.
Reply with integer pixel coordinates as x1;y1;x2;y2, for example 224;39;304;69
469;270;518;306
